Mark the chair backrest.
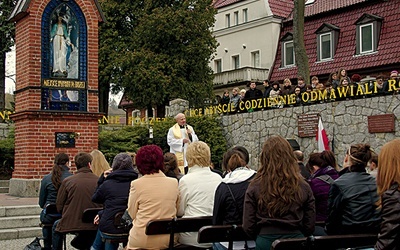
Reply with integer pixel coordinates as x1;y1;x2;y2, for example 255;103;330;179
146;216;212;250
145;216;212;235
271;234;378;250
197;225;251;243
82;208;103;223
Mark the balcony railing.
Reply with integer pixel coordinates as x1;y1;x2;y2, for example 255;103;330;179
213;67;269;87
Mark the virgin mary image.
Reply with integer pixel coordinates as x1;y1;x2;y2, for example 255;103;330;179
50;14;72;77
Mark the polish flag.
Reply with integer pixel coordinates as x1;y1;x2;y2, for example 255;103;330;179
317;117;330;152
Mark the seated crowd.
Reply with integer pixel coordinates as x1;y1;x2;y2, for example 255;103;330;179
219;69;399;110
39;137;400;250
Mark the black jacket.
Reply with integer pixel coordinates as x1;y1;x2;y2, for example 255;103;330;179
92;169;138;234
213;173;255;225
326;171;381;235
39;165;72;208
375;183;400;250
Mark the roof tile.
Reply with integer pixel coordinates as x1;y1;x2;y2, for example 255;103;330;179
270;0;400;81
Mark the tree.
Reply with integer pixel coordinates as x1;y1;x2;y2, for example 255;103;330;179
98;0;217;110
293;0;310;85
0;0;16;111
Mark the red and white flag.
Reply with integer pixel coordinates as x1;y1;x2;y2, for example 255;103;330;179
317;117;330;152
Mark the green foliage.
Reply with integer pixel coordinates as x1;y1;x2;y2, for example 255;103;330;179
98;126;147;162
0;0;15;55
0;127;14;179
98;115;227;169
98;0;217;109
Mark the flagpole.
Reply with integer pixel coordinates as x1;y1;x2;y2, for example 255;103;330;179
332;126;335;153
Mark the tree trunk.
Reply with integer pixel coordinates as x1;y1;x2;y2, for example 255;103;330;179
99;82;109;116
0;52;6;111
293;0;310;85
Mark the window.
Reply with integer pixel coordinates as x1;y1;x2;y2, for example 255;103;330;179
315;23;339;61
214;59;222;73
283;41;295;67
234;11;239;25
243;9;248;23
232;55;240;69
355;13;383;55
251;51;260;68
360;24;373;53
225;14;230;28
281;33;295;67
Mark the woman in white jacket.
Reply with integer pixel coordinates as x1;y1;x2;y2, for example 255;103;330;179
177;141;222;248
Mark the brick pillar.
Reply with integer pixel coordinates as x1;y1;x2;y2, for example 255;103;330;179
9;0;104;196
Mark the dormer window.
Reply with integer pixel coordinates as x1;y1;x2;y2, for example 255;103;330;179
315;23;340;61
281;33;295;67
355;14;383;55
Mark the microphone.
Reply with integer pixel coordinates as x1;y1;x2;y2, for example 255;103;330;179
186;125;193;141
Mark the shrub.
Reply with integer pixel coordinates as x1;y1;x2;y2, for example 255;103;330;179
0;127;15;180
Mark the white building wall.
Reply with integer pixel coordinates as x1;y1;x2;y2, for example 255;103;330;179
211;0;282;86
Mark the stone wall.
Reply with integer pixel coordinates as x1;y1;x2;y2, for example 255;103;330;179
0;124;13;139
220;95;400;170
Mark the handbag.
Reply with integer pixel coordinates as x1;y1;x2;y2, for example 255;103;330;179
23;237;42;250
117;210;133;231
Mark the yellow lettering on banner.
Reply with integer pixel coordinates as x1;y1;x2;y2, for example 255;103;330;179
267;97;272;108
373;82;378;94
222;104;228;113
245;101;251;110
156;118;160;122
251;100;257;109
302;92;309;103
279;96;287;105
184;110;190;117
337;86;348;98
310;91;318;101
288;94;296;105
102;116;108;124
128;117;133;125
134;118;141;125
217;104;222;114
388;79;397;92
318;90;328;101
204;107;209;115
198;108;203;116
356;85;364;96
263;97;267;107
148;117;154;125
239;101;245;111
364;83;371;95
350;85;355;96
257;98;263;108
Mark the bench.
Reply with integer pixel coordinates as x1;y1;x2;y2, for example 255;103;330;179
145;216;213;250
197;224;253;250
271;233;378;250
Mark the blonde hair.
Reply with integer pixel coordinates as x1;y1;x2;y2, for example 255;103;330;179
186;141;211;168
90;149;110;177
283;78;292;85
377;139;400;205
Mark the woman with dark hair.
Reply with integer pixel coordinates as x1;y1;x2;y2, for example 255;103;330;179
163;152;183;180
126;145;179;249
91;153;138;250
243;136;315;250
326;143;381;235
307;151;339;223
213;149;256;249
374;139;400;249
39;153;72;250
